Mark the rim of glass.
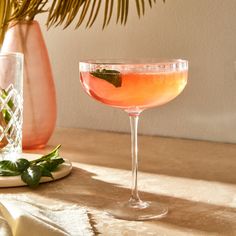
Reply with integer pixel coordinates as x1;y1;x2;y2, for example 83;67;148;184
0;52;23;59
79;59;188;72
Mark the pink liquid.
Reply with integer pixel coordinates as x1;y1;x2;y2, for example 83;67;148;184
80;71;187;110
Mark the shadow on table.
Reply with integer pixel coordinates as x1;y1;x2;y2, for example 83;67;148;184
31;166;236;235
53;139;236;185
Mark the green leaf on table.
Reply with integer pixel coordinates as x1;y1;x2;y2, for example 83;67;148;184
0;168;20;176
37;158;64;172
30;145;61;165
21;166;42;188
0;160;20;176
90;69;122;87
0;170;19;176
0;158;30;174
0;145;65;188
16;158;30;172
39;166;53;178
37;157;64;179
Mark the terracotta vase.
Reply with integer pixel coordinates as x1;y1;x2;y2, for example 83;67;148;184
1;20;57;149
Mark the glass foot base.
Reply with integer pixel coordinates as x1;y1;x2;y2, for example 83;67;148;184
106;200;168;221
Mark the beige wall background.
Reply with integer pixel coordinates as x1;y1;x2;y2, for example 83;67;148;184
37;0;236;143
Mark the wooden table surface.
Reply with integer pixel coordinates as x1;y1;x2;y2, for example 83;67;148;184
2;127;236;235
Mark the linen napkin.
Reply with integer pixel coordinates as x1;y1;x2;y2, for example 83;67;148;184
0;199;94;236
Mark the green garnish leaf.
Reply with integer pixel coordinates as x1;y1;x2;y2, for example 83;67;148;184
90;69;122;87
0;145;65;188
21;166;42;188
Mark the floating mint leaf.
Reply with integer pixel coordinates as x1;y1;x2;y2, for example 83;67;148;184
90;69;122;87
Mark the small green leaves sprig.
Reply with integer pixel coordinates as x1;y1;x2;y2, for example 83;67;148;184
0;145;64;188
91;69;122;87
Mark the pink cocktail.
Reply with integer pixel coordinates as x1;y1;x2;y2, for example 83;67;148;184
79;59;188;220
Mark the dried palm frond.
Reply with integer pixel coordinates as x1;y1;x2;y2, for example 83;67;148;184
47;0;163;29
0;0;165;48
0;0;48;47
0;0;12;46
11;0;48;21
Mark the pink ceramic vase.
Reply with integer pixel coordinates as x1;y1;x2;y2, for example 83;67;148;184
1;20;57;149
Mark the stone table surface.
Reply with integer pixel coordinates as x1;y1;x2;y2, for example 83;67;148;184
1;127;236;236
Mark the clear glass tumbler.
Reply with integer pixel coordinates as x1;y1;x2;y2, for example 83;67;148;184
0;53;23;159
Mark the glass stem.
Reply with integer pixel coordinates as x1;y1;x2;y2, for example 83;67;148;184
129;112;141;204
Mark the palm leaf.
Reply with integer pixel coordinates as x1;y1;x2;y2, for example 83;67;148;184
0;0;165;48
106;0;114;26
124;0;129;25
0;0;13;47
87;0;102;28
120;0;125;24
11;0;47;21
0;0;48;48
76;0;91;28
102;0;109;28
140;0;145;15
63;1;84;29
47;0;163;28
116;0;121;24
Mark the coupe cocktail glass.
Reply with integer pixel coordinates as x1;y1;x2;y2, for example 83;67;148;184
79;59;188;221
